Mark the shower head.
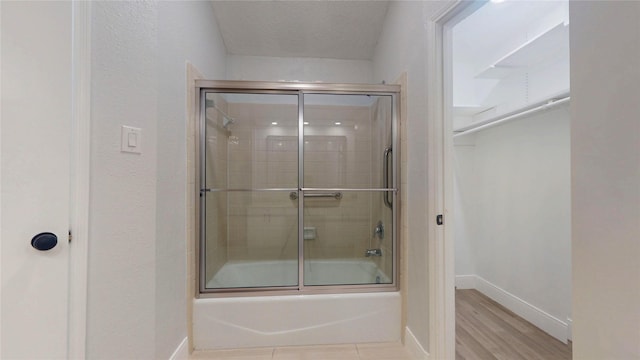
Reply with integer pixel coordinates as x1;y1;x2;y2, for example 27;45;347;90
209;100;234;129
222;116;234;129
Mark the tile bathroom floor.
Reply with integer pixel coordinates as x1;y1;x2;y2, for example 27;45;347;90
190;342;412;360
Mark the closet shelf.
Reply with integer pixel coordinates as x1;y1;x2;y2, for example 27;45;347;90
453;105;494;117
475;22;570;79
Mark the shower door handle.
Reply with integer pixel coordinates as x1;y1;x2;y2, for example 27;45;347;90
383;146;392;208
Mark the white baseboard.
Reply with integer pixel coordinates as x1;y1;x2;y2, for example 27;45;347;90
404;327;429;360
455;275;477;289
566;318;572;341
474;275;568;343
457;274;569;344
169;337;189;360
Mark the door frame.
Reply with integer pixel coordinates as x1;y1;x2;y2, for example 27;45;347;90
425;1;479;359
0;5;3;357
68;1;91;357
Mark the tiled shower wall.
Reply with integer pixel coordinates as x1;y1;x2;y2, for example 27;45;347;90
302;104;372;261
225;102;299;261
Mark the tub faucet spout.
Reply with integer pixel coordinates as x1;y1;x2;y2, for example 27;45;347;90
365;248;382;257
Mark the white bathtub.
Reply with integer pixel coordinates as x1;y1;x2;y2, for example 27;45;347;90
194;259;400;350
206;259;391;288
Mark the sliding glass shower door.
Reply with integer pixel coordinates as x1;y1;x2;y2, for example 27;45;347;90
198;82;398;294
302;94;395;286
201;92;299;289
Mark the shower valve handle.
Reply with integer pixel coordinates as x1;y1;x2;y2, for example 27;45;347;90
365;248;382;257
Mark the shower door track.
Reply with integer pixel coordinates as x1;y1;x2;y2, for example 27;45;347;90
195;80;400;297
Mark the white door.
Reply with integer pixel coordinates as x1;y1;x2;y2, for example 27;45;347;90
1;2;72;358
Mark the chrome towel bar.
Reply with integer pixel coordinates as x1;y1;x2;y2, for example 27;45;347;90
289;192;342;200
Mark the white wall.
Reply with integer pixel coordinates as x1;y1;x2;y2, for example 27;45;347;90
570;2;640;358
157;2;227;358
454;107;572;340
88;3;158;357
453;139;476;277
88;2;226;358
226;55;372;83
372;0;452;353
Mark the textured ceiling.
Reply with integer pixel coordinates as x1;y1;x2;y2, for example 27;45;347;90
211;1;390;60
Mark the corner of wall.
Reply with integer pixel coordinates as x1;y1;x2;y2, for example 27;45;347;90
404;327;429;360
168;337;189;360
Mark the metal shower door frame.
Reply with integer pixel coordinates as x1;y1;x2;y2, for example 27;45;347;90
195;80;400;297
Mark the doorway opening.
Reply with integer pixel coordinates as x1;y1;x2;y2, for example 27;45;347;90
442;1;572;357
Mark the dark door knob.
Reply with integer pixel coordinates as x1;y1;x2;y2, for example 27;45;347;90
31;232;58;251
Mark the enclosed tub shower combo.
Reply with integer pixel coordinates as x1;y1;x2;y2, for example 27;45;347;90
193;81;401;349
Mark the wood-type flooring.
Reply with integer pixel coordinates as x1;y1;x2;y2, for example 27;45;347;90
456;289;572;360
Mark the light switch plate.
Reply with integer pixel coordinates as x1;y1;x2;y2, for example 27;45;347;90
121;125;142;154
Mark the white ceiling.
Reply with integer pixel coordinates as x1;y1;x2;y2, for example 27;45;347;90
211;1;390;60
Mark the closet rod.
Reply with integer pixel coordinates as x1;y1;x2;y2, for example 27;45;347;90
453;96;570;138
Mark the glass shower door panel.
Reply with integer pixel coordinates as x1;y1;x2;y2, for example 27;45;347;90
204;191;298;289
303;95;393;189
204;93;299;190
302;191;393;286
202;92;299;289
302;94;394;286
